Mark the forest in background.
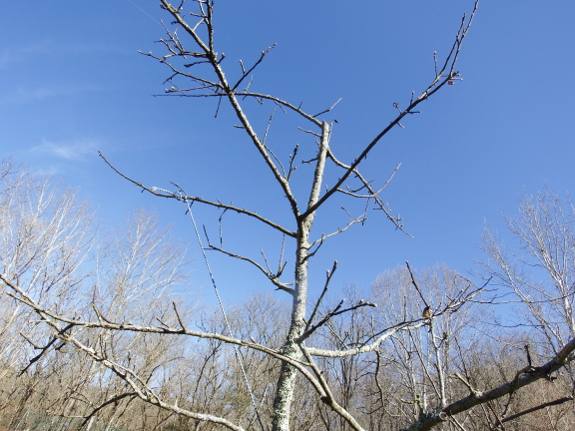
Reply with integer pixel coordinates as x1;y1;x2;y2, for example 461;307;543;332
1;161;574;430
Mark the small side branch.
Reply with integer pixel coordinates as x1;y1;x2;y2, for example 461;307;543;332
299;299;376;343
306;261;338;330
308;208;367;249
232;44;277;91
79;393;138;429
19;322;75;375
489;396;575;430
327;150;407;234
312;98;342;118
99;152;296;238
203;232;293;294
406;261;429;309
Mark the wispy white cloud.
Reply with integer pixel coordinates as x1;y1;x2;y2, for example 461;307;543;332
0;84;97;106
0;39;120;69
30;139;100;162
0;51;13;69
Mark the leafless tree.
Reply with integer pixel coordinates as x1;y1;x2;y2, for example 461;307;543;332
98;2;481;429
482;189;575;351
357;266;489;430
479;188;575;428
5;2;575;431
0;162;192;431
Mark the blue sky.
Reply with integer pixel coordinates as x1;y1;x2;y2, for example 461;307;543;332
2;1;574;305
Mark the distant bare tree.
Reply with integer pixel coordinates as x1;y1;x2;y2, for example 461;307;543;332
479;189;575;427
361;266;488;430
482;189;575;350
0;162;190;431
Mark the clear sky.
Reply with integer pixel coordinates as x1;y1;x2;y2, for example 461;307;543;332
2;1;574;305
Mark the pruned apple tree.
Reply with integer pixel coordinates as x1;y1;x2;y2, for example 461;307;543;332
101;1;481;429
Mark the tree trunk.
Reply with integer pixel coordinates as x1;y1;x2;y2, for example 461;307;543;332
272;227;310;431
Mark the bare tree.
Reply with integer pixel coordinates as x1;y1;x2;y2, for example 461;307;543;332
93;1;481;429
0;1;478;429
0;162;93;377
6;2;575;431
107;2;481;428
482;189;575;350
358;266;488;430
479;189;575;427
0;162;192;431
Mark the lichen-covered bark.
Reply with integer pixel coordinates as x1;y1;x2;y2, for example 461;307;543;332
272;124;329;431
272;231;309;431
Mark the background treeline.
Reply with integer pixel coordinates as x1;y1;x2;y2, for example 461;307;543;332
1;160;574;431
